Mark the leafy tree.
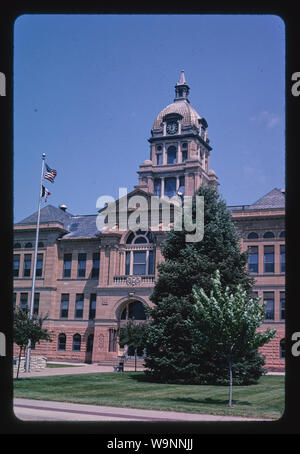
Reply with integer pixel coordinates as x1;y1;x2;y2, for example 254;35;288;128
118;320;148;371
187;270;276;406
13;308;52;379
144;185;263;384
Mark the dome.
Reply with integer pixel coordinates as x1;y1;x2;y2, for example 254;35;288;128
152;99;202;131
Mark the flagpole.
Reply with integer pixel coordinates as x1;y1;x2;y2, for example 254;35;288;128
25;153;46;372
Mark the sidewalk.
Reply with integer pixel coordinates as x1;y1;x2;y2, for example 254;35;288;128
13;398;272;422
14;362;144;379
14;362;284;379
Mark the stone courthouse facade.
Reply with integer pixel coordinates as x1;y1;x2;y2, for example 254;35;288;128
13;72;285;371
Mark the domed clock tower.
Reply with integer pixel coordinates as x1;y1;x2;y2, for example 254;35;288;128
136;70;218;197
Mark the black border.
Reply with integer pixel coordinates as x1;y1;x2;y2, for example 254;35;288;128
1;4;300;439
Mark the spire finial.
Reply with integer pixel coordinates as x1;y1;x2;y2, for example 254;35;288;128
177;70;186;85
174;70;190;102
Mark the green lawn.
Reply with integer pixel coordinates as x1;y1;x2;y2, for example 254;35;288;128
14;372;285;420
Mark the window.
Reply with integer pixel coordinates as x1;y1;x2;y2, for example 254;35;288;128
36;254;43;277
38;241;44;247
77;253;86;278
58;333;66;351
108;329;117;352
86;334;94;353
264;245;274;273
34;293;39;315
63;253;72;278
280;292;285;320
248;246;258;273
247;232;258;239
182;150;188;162
125;251;131;275
13;254;20;277
164;177;176;197
72;334;81;351
263;292;274;320
20;293;28;311
280;245;285;273
280;339;285;359
156;153;162;165
60;294;69;318
75;294;84;318
279;231;285;238
125;231;154;276
14;242;21;249
23;254;32;277
92;252;100;279
25;242;32;248
133;251;147;275
167;146;177;164
89;294;96;320
263;231;275;238
154;179;161;197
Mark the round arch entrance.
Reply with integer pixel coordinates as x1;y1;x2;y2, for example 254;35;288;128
116;299;148;358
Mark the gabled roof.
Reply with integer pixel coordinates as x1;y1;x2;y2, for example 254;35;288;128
248;188;285;210
16;204;74;228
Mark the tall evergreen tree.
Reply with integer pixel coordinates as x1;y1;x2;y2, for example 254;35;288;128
144;185;265;384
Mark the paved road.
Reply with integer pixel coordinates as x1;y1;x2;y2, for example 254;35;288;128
13;398;271;422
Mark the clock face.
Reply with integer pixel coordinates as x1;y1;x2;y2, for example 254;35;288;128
166;121;178;135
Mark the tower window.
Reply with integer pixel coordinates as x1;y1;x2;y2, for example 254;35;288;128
154;179;161;197
165;177;176;198
167;146;177;164
182;150;188;162
156;153;162;165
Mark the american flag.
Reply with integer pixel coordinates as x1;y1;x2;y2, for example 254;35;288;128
44;163;57;183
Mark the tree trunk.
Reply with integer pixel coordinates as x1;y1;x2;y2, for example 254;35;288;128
16;346;23;380
228;357;233;407
134;348;137;372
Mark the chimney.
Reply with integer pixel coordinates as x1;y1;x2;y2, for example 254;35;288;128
59;204;67;212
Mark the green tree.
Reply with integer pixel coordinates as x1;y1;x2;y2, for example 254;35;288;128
13;308;52;379
187;270;276;406
118;320;148;371
144;185;262;384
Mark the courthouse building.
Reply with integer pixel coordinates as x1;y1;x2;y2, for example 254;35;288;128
13;72;285;370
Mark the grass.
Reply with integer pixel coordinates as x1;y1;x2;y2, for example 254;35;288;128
14;372;285;420
46;363;82;368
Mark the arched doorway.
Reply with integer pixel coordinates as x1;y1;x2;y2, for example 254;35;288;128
117;299;148;359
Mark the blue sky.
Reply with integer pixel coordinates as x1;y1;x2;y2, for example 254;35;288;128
14;14;285;222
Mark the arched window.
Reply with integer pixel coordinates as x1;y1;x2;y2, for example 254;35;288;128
38;241;44;247
25;242;33;248
279;231;285;238
125;231;154;275
167;145;177;164
72;333;81;351
247;232;258;239
263;231;275;238
14;242;21;249
280;339;285;359
121;301;147;321
58;333;66;351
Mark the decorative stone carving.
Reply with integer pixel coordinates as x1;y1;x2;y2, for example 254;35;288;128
126;276;141;286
